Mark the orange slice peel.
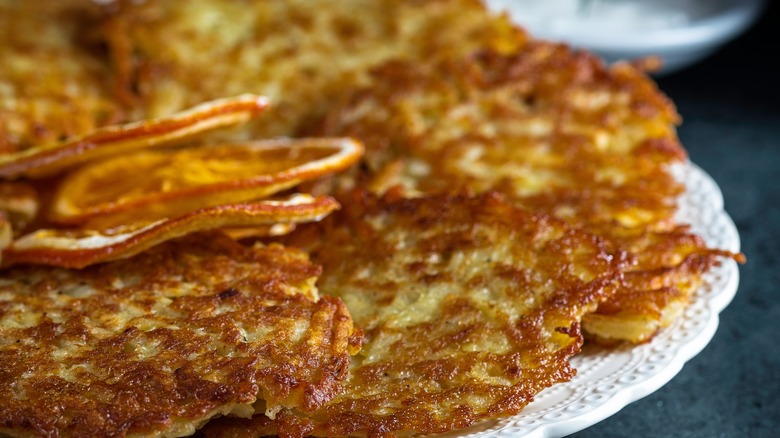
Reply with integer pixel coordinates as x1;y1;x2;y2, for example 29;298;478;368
2;194;337;269
0;94;269;179
49;137;363;228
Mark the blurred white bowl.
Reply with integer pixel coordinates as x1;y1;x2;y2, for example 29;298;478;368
485;0;765;74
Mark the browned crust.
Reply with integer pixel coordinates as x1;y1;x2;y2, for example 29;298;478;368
583;227;744;343
100;0;528;139
315;46;741;344
0;233;360;437
0;1;746;437
204;191;623;437
0;0;125;155
318;46;686;229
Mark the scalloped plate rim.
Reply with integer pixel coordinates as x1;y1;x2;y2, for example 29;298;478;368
429;160;742;438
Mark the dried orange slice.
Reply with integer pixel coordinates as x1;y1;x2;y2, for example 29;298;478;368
49;137;363;228
2;195;337;269
0;94;268;179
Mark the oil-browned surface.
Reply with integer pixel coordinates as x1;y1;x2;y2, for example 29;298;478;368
0;1;742;436
3;0;522;170
0;233;360;438
101;0;526;139
318;49;684;229
316;50;735;343
0;0;124;154
583;225;737;343
203;192;622;437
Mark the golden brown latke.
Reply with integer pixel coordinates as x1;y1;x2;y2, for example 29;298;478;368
315;50;735;343
0;3;741;438
0;233;360;438
582;225;735;342
317;48;684;230
0;0;125;154
100;0;525;139
201;191;623;437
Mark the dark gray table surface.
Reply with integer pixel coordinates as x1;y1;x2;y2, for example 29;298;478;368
571;3;780;438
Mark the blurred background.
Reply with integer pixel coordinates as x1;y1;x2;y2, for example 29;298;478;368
487;0;767;74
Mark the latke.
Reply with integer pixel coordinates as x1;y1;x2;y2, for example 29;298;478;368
202;192;622;437
316;51;736;343
0;233;360;437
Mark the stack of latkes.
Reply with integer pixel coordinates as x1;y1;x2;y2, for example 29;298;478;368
0;1;741;437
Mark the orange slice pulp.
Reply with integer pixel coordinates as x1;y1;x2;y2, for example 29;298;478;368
49;137;363;228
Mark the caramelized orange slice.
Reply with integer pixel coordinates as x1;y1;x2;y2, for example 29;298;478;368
2;195;337;269
49;137;363;228
0;94;268;178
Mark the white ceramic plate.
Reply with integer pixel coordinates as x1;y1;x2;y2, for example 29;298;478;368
433;161;742;437
485;0;765;74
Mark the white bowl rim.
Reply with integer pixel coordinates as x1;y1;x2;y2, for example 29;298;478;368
502;0;766;52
